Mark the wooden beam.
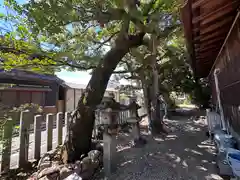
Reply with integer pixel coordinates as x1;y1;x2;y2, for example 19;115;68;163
196;54;218;60
192;0;208;9
192;15;201;24
193;28;227;43
196;47;219;53
196;50;219;58
192;0;238;25
196;59;215;65
193;16;232;35
194;44;200;49
196;59;213;64
199;38;224;47
195;43;219;50
194;36;201;41
200;29;228;42
200;16;233;35
201;2;237;25
193;27;200;33
195;46;218;52
208;11;240;77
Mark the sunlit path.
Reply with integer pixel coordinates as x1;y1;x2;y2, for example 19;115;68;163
95;111;223;180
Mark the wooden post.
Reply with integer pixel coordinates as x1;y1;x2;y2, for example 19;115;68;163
1;112;19;173
19;111;33;167
46;113;54;151
34;115;42;160
57;112;63;145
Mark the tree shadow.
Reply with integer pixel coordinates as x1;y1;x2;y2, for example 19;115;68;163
95;110;227;180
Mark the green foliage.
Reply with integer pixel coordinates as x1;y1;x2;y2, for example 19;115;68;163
1;0;180;74
189;79;211;108
0;102;43;115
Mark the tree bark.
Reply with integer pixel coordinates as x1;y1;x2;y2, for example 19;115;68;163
140;77;151;121
150;55;160;120
148;36;164;134
62;32;145;163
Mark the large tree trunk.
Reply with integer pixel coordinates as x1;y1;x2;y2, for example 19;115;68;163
150;55;160;122
148;36;164;134
62;32;144;163
140;77;151;122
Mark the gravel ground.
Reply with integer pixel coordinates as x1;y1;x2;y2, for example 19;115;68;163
95;113;224;180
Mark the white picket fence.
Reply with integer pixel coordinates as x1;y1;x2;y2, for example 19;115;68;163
0;110;130;173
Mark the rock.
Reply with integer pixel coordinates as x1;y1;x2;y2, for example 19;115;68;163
52;161;60;166
39;161;51;171
88;150;101;161
38;166;60;179
60;166;73;179
71;161;82;175
27;172;38;180
79;156;98;179
42;156;50;162
91;159;100;169
81;157;92;172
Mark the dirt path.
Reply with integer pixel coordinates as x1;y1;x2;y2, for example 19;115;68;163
95;113;223;180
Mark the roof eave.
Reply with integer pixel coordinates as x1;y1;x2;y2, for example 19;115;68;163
181;0;200;78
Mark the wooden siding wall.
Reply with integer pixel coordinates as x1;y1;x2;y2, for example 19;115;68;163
0;90;46;107
211;18;240;133
65;88;120;112
45;84;59;106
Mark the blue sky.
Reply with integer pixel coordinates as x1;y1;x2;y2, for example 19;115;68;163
0;0;94;85
0;0;129;86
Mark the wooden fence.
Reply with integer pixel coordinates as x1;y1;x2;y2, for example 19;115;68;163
0;110;130;174
0;111;71;173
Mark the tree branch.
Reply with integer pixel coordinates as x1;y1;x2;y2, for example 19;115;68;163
113;70;130;74
94;31;119;50
57;59;97;70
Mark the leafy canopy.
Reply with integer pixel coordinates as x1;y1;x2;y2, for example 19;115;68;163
1;0;180;73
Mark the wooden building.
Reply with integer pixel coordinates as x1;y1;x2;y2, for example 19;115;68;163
0;69;120;113
0;69;66;113
64;82;120;112
181;1;240;137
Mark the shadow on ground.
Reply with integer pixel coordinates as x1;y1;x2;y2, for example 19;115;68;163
95;110;224;180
